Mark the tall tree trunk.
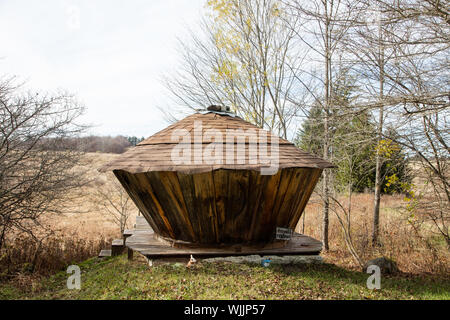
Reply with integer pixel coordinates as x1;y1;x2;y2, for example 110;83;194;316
372;21;384;246
322;171;329;250
302;209;306;234
322;2;331;251
348;181;352;233
0;223;7;251
372;145;382;245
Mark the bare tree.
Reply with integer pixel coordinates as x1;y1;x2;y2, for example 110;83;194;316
341;1;393;245
0;76;87;250
377;0;448;246
287;0;360;250
346;0;449;247
164;0;306;139
94;173;137;234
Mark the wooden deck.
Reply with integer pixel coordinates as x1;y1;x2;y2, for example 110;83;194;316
125;216;322;258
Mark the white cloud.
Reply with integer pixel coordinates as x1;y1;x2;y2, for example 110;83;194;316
0;0;205;136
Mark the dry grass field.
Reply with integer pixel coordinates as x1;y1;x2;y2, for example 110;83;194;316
1;153;448;291
47;153;449;275
42;152;140;241
298;193;449;275
0;153;138;278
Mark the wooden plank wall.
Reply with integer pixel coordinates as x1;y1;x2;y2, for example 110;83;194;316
114;168;322;244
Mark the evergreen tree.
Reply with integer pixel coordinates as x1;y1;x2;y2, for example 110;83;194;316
295;103;324;156
295;104;411;194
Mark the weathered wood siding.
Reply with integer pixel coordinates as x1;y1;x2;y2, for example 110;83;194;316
114;168;322;244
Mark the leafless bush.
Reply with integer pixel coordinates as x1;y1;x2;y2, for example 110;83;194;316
0;76;87;251
0;231;110;277
93;172;137;234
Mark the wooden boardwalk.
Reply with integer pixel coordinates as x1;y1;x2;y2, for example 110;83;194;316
125;216;322;259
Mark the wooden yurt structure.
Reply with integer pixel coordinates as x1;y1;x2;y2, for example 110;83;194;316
100;107;333;257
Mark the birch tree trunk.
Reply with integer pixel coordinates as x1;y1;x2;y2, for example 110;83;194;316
322;2;331;251
372;16;385;246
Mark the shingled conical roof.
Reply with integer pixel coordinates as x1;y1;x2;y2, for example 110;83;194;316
99;111;333;174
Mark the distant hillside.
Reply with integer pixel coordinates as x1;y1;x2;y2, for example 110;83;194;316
38;135;145;154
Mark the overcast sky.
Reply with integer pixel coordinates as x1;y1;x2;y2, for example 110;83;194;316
0;0;205;137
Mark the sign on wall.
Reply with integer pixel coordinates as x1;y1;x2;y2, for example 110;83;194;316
275;227;293;240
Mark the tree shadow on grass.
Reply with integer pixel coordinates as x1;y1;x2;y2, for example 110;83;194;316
119;254;449;299
268;262;450;299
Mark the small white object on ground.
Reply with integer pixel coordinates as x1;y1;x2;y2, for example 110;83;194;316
187;254;197;268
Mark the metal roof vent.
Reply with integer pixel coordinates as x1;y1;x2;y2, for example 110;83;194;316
207;105;231;112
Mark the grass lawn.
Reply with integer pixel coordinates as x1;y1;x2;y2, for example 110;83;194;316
1;254;449;300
